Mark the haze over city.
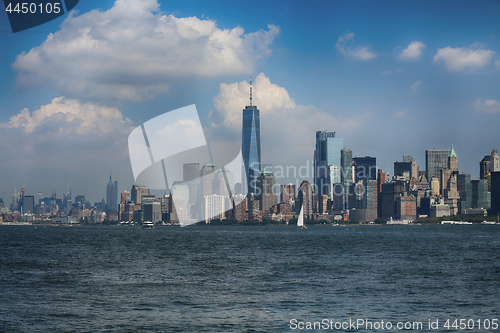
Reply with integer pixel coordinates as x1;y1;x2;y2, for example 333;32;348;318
1;0;499;203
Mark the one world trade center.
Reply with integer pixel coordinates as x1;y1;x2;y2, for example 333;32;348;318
242;78;261;196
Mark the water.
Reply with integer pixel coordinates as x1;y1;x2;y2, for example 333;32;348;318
1;225;499;332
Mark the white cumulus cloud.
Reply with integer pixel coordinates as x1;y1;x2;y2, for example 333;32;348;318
335;32;376;60
0;97;135;202
3;97;133;135
208;73;369;181
433;44;497;71
474;98;500;113
12;0;280;102
399;41;426;60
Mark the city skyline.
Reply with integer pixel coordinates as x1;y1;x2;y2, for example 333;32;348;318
1;0;500;203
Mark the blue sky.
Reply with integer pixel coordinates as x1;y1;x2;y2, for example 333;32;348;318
0;0;499;203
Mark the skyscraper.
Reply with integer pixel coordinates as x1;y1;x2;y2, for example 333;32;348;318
242;78;261;196
257;169;277;212
353;156;377;183
425;148;451;183
341;148;353;186
131;185;149;205
106;174;116;211
183;162;200;204
480;149;499;179
314;131;343;196
298;180;313;218
490;172;500;215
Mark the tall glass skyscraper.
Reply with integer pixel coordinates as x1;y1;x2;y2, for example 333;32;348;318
314;131;343;196
242;80;261;195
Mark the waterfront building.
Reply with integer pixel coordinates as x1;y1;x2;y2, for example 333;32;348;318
461;179;491;213
143;201;161;223
298;181;313;218
203;194;229;222
490;172;500;215
395;195;417;221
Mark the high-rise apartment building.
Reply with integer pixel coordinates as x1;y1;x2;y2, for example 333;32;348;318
298;180;313;218
314;131;343;196
242;79;261;195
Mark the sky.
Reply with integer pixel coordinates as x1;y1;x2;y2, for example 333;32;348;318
0;0;500;204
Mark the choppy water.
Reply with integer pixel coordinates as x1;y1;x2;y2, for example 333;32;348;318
1;225;499;332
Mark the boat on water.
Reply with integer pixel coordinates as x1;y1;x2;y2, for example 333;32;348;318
142;221;155;229
297;205;307;229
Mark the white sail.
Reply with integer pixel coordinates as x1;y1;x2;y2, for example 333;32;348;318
297;205;304;227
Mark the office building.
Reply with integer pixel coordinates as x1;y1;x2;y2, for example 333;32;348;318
143;201;161;223
425;148;451;184
257;169;278;212
353;156;377;183
22;195;35;214
131;185;149;205
480;149;500;180
341;148;353;186
106;174;116;211
461;179;491;213
183;163;200;204
314;131;343;196
200;162;217;197
490;172;500;215
242;79;261;195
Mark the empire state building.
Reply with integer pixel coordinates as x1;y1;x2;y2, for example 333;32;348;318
242;78;261;195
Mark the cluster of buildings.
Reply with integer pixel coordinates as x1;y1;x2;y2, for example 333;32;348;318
2;82;500;225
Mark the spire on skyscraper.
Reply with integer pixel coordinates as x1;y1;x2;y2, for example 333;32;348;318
450;143;457;157
249;76;253;107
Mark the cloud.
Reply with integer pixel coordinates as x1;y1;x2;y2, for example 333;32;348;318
3;97;133;135
393;109;409;117
474;98;500;113
335;32;376;60
208;73;369;181
0;97;134;202
433;44;497;71
411;81;421;92
12;0;280;102
399;41;426;60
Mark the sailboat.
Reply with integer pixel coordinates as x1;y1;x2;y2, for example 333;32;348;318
297;205;307;229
